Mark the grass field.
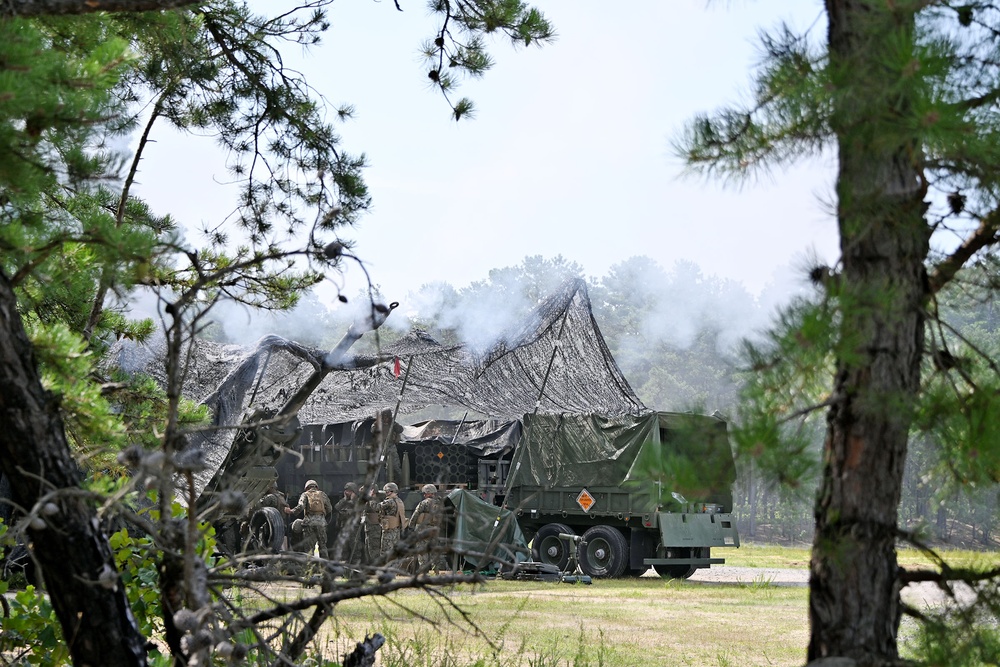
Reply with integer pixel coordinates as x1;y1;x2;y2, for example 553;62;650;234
726;541;996;571
319;577;809;667
291;543;996;667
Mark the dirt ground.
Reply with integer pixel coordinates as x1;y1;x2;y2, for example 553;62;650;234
677;565;977;608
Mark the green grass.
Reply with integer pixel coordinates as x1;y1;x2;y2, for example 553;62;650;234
318;578;810;667
237;543;998;666
723;542;811;568
723;542;995;571
896;546;999;571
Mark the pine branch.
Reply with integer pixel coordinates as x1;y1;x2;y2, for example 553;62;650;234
1;0;202;17
900;565;1000;585
928;208;1000;294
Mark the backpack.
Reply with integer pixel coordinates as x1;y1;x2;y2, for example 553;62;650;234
305;490;325;515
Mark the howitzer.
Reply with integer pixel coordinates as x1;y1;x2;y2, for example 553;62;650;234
195;301;398;554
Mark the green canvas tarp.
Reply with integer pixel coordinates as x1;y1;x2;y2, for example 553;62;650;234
505;411;735;508
445;488;528;569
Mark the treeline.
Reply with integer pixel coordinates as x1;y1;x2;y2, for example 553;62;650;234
214;254;1000;549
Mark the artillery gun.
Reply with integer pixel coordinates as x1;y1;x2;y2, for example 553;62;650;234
169;278;740;575
194;301;397;555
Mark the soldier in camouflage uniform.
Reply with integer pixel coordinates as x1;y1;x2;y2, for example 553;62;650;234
409;484;444;572
289;479;332;558
360;484;382;565
377;482;407;564
333;482;362;563
256;483;289;514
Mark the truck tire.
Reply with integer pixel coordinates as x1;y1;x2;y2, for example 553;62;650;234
531;523;574;572
249;506;285;553
653;546;706;580
579;525;629;578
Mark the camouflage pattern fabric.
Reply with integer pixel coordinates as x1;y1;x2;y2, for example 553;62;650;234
379;527;401;563
364;523;382;564
301;522;327;559
333;496;362;563
410;496;444;571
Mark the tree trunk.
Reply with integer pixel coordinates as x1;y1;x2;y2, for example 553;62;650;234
0;268;149;667
809;3;929;665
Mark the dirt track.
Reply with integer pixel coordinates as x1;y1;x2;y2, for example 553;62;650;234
686;566;807;586
681;565;974;607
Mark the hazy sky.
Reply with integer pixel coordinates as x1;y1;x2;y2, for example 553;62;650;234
138;0;836;309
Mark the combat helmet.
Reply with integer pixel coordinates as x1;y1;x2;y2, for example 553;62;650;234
383;482;399;494
421;484;438;494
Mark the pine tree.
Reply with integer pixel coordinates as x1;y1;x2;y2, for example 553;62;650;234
681;3;1000;664
0;1;553;665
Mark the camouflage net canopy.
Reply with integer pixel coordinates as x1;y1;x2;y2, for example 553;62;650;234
114;278;647;427
110;279;648;496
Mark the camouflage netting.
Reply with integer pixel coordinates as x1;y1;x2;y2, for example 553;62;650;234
114;278;646;423
109;279;648;498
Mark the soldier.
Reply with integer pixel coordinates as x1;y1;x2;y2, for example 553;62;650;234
287;480;332;558
255;482;289;514
377;482;407;563
333;482;362;562
409;484;445;572
360;484;382;565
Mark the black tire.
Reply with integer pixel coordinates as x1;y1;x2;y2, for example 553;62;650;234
578;525;629;578
653;546;706;580
531;523;574;572
249;506;286;552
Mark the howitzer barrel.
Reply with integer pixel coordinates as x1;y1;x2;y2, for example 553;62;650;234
195;301;397;521
275;301;398;422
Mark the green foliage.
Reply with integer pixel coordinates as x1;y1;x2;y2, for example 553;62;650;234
0;16;159;337
109;528;166;643
904;588;1000;667
423;0;554;120
728;295;835;490
0;16;131;203
28;320;128;467
0;524;66;665
916;273;1000;487
0;585;72;667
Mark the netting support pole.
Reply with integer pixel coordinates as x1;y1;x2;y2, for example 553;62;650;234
377;355;414;474
491;306;572;546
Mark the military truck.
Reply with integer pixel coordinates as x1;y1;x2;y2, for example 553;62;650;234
502;411;739;579
272;408;740;579
145;278;740;574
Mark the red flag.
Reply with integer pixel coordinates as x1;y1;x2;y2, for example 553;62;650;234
393;357;401;378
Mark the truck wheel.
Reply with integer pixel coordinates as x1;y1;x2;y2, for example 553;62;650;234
249;506;285;552
579;525;629;578
531;523;574;572
652;546;705;580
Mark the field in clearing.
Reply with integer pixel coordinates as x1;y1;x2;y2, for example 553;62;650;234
252;544;996;667
321;577;809;667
